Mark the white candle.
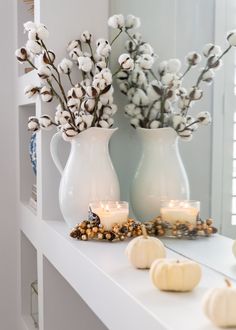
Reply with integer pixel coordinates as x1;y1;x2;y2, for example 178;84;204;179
90;201;129;230
160;200;200;225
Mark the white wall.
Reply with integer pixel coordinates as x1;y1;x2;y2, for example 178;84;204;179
0;1;17;329
109;0;215;218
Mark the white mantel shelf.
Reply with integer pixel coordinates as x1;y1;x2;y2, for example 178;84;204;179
20;205;236;330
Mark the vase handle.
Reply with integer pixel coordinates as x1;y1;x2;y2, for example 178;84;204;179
50;132;64;175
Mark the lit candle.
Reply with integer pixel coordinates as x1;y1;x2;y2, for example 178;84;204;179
160;200;200;224
89;201;129;230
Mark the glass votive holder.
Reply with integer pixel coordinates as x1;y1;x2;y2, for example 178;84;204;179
89;201;129;230
160;200;200;224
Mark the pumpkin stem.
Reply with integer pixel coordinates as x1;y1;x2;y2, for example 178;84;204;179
141;225;148;239
225;278;232;287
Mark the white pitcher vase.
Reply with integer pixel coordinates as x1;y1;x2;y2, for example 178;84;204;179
131;127;190;221
50;127;120;228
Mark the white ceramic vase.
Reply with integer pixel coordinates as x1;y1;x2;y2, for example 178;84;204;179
50;127;120;228
131;127;190;221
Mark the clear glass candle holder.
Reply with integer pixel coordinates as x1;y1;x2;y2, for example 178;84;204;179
160;200;200;224
89;201;129;230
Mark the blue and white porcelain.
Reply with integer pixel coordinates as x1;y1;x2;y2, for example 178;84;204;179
29;132;37;175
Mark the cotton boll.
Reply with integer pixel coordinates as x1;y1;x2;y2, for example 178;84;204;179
81;30;92;43
186;52;202;66
167;59;181;73
125;15;141;29
146;82;162;101
86;86;98;98
26;40;42;54
130;117;140;128
55;110;69;125
37;24;49;40
24;85;39;98
127;87;136;102
107;118;114;127
39;115;53;129
186;115;198;131
132;32;142;43
62;124;78;141
161;73;175;86
164;100;172;112
24;21;37;31
108;14;125;29
40;86;53;102
118;54;134;71
178;129;193;141
136;54;154;70
172;114;186;131
202;43;222;57
96;39;111;58
39;51;55;65
117;71;129;82
139;43;154;55
201;68;215;83
15;47;30;62
158;61;168;76
178;96;191;110
100;68;113;84
68;48;82;61
81;99;96;112
188;87;203;100
124;104;136;117
119;82;129;94
28;116;40;132
131;68;147;86
78;56;93;72
37;65;52;80
132;89;149;106
227;30;236;46
177;87;188;97
95;61;107;73
125;40;137;52
149;120;161;129
67;40;81;52
68;84;85;99
196;111;212;125
67;98;80;111
98;120;110;128
82;114;93;128
58;58;73;74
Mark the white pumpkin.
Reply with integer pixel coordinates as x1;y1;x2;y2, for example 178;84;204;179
150;258;202;292
232;240;236;257
125;225;166;269
202;279;236;328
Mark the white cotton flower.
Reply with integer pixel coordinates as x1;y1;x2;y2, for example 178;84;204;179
118;53;134;70
36;24;49;40
24;21;37;31
202;43;222;57
124;103;136;117
149;120;161;129
15;47;30;62
86;86;99;98
80;30;92;43
110;104;117;115
26;40;42;54
62;124;78;141
201;68;215;83
132;89;149;106
24;85;39;98
95;61;107;73
39;51;55;65
67;98;80;111
96;39;111;58
164;100;173;113
136;54;154;70
107;118;114;127
98;120;110;128
28;116;40;132
172;114;186;131
67;85;85;99
139;43;154;55
125;40;137;52
78;56;93;72
81;99;96;112
55;110;70;125
196;111;212;125
119;82;129;94
227;30;236;46
67;40;81;52
186;116;198;131
39;115;53;129
132;32;142;43
177;87;188;97
158;61;168;76
37;65;52;79
178;129;193;141
40;86;53;102
69;48;83;60
167;59;181;73
125;15;141;29
58;58;73;74
131;68;147;86
178;96;192;110
127;87;136;101
108;14;125;29
161;73;175;86
146;82;162;101
82;114;94;128
99;91;114;106
188;87;203;100
116;70;129;82
99;68;113;84
186;52;202;66
130;117;140;128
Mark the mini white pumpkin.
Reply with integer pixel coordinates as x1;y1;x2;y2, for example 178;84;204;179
125;225;166;269
150;258;202;292
232;240;236;257
202;279;236;328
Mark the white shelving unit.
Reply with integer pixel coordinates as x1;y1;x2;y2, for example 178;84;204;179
16;1;236;330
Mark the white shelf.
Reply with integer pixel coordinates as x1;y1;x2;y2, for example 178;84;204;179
19;214;236;330
17;70;37;106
